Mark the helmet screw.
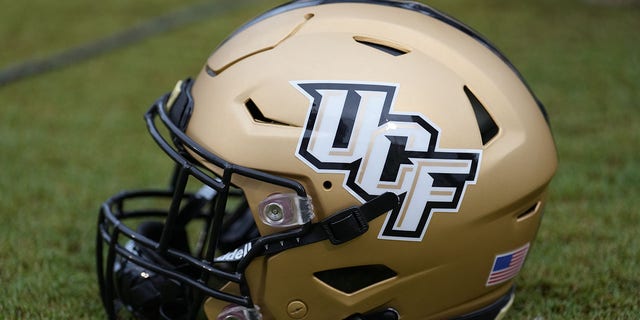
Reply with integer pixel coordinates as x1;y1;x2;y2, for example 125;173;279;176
287;300;308;319
265;203;284;222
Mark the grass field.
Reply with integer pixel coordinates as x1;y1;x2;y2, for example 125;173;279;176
1;0;638;319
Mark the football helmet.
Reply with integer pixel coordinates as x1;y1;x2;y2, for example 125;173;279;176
96;1;557;319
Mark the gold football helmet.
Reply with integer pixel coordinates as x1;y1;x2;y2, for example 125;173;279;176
97;1;557;319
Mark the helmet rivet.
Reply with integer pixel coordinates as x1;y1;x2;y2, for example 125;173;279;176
287;300;308;319
265;203;284;222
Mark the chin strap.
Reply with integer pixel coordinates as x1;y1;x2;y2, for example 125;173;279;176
260;192;399;256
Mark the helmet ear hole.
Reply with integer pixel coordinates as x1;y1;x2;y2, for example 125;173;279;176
322;181;333;190
314;265;397;294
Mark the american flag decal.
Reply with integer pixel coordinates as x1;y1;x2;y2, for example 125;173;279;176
486;243;530;286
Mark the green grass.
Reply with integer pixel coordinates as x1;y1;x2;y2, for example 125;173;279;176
1;0;638;318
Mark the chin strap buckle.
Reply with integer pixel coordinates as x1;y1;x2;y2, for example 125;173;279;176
258;192;399;256
320;206;369;245
321;192;398;245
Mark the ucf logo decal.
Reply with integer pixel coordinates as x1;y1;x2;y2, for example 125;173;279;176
294;82;481;242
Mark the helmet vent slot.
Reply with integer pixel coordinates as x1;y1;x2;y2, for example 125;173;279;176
464;86;499;145
314;264;397;294
244;98;291;126
354;37;409;57
517;201;541;221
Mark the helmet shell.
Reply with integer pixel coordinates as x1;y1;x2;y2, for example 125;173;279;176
185;1;557;319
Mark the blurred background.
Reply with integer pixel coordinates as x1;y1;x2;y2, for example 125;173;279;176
1;0;638;318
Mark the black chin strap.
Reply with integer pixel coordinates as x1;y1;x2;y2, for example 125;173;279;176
262;192;399;255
